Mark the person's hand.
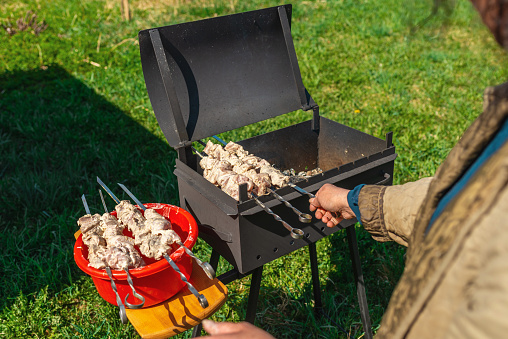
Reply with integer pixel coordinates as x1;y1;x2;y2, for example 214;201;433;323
202;319;276;339
308;183;356;227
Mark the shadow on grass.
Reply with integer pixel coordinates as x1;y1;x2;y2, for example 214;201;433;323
0;65;178;308
0;66;406;337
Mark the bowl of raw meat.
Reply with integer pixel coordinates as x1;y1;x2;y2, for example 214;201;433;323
74;203;198;307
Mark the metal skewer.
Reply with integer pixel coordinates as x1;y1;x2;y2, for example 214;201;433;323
288;182;316;199
99;190;145;309
212;135;227;145
163;253;209;308
287;183;343;224
80;194;128;324
267;188;312;223
116;183;216;280
250;192;304;239
97;177;121;204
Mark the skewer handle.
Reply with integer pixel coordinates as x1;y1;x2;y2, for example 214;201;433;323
251;193;304;239
176;241;216;280
105;267;128;324
123;268;146;309
268;188;312;223
163;254;209;308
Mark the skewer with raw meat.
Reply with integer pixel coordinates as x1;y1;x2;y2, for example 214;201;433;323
97;190;146;309
77;193;146;309
78;194;128;323
115;200;176;261
202;140;290;189
96;177;213;308
198;140;311;223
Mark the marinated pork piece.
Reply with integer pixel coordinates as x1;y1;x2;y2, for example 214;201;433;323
142;208;181;260
137;234;170;260
203;141;230;160
204;167;230;186
104;244;144;270
244;170;271;195
107;234;135;247
100;213;125;238
87;244;107;269
224;141;249;158
78;213;102;235
114;200;181;260
78;215;107;269
220;174;255;200
84;233;107;248
259;165;289;187
232;162;254;175
115;200;148;238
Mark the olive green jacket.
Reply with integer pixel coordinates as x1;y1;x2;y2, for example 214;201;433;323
358;82;508;338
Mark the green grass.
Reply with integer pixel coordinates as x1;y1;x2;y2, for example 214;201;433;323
1;0;507;338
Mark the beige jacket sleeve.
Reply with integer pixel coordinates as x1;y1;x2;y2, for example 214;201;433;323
357;177;433;247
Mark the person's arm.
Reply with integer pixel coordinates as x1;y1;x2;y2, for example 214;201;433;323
309;177;433;247
359;177;433;246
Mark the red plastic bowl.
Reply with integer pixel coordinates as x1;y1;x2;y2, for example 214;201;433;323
74;203;198;307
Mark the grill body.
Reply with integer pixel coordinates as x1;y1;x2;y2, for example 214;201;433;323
175;118;395;273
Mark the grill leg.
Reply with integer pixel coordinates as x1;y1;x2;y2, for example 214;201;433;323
245;265;264;324
191;323;203;337
190;250;222;337
309;242;323;311
210;249;221;271
346;225;373;339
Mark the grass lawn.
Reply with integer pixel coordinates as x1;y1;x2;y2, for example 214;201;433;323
1;0;507;338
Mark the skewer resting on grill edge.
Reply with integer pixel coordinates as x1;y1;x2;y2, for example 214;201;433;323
80;194;128;324
99;189;145;309
97;178;211;308
267;188;312;223
287;182;315;199
116;183;216;281
287;183;342;225
250;192;304;239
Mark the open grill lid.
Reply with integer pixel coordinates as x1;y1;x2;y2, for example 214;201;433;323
138;5;316;149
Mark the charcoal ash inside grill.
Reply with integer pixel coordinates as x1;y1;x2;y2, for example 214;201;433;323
283;168;323;184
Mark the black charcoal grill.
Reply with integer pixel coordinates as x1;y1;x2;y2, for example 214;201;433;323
139;5;396;338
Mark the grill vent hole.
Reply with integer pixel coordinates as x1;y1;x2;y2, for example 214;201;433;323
290;240;295;245
273;248;278;253
321;227;325;232
305;233;311;239
256;255;261;260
